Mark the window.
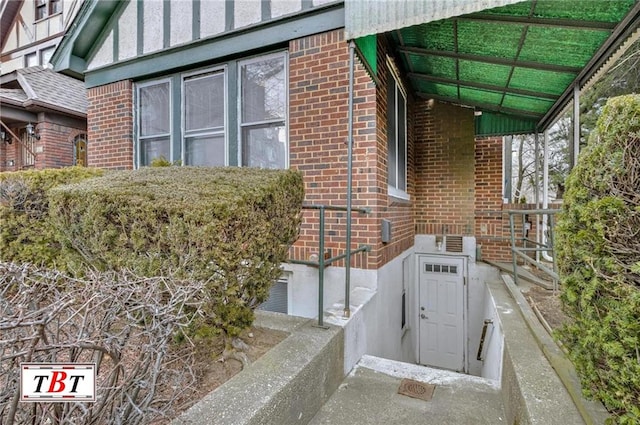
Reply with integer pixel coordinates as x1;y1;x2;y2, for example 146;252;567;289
35;0;61;20
40;47;56;67
135;52;288;169
25;53;38;68
387;64;408;198
183;70;226;166
138;80;171;166
240;53;287;169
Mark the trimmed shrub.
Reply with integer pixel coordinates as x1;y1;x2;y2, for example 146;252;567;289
0;167;104;267
556;95;640;423
49;167;304;337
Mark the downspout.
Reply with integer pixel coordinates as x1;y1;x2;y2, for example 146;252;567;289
541;130;553;262
572;84;580;169
344;41;355;318
534;132;540;262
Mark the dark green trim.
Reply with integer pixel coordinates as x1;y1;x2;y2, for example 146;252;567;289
163;0;171;49
227;61;238;166
85;4;344;88
83;1;129;75
225;0;234;31
193;0;201;40
113;17;119;61
137;1;144;56
171;75;181;163
261;0;271;21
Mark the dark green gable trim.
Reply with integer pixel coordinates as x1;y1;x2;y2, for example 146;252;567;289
52;0;121;79
193;0;201;40
262;0;271;21
113;16;119;61
163;0;171;49
84;3;344;88
225;0;234;31
137;1;144;56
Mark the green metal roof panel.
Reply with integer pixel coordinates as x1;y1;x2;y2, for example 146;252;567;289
412;80;458;98
384;0;640;135
479;0;634;22
459;60;511;87
509;68;576;96
456;21;523;58
475;111;537;136
526;0;634;22
459;87;504;105
406;54;456;78
519;27;610;68
399;21;455;51
502;94;554;114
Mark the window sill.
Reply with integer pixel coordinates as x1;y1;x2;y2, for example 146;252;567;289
388;186;411;206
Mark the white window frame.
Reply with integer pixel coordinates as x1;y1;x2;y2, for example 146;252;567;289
237;51;289;169
181;66;228;167
136;78;173;167
387;58;409;200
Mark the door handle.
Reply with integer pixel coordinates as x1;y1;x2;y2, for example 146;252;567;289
420;314;428;319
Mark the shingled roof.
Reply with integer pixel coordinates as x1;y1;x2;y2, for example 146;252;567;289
0;66;87;117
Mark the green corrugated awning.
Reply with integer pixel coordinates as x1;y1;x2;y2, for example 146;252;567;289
354;34;377;76
348;0;640;136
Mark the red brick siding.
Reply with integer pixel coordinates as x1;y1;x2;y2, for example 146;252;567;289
87;80;134;170
0;118;81;171
288;31;417;270
474;136;509;260
373;36;415;268
34;120;81;169
288;29;381;269
414;101;476;236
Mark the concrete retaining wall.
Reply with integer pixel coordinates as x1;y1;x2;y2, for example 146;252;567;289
488;279;585;425
173;311;344;425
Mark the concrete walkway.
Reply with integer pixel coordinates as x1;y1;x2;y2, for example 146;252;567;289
309;355;506;425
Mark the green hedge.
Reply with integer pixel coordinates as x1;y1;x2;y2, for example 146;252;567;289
0;167;104;267
556;95;640;424
49;166;304;337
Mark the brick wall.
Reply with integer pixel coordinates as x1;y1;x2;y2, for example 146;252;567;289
288;29;380;269
414;100;476;237
0;118;81;171
87;80;134;170
474;136;510;260
288;31;417;270
374;36;416;268
34;119;83;169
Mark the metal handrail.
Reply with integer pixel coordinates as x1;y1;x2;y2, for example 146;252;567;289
508;209;561;290
288;204;371;327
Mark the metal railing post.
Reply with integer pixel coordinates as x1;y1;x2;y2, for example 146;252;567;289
318;206;325;327
509;212;518;286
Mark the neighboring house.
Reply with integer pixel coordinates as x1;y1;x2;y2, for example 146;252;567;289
51;0;640;375
0;0;86;171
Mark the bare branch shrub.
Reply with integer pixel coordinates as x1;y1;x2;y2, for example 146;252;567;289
0;262;208;425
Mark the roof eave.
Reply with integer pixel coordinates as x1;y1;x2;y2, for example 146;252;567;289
51;0;120;80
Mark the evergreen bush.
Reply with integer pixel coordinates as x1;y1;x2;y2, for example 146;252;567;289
556;95;640;423
49;166;304;338
0;167;104;267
